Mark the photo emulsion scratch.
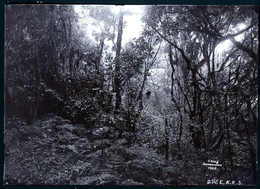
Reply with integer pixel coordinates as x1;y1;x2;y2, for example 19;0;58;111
3;4;258;186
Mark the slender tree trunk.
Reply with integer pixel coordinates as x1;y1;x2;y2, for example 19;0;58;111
208;96;214;147
241;114;257;184
168;44;175;97
246;102;257;183
198;91;206;150
31;43;40;123
114;10;124;113
191;70;197;118
97;37;104;74
136;70;147;112
69;48;74;75
98;37;105;89
165;118;169;160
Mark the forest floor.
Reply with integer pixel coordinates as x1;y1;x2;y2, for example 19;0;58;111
3;115;247;185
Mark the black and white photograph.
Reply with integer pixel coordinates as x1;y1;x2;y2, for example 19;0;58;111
4;4;258;186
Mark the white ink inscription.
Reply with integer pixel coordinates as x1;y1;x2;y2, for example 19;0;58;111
207;178;242;185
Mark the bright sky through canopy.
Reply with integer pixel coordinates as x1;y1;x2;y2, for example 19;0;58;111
74;5;145;47
215;23;247;53
74;5;247;54
121;6;145;46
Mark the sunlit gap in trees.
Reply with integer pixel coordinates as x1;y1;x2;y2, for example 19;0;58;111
213;22;248;73
216;23;247;53
73;5;145;49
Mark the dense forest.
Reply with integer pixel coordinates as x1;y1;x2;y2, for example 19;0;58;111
4;5;258;185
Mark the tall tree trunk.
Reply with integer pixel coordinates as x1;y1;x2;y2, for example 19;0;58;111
241;114;257;184
198;91;206;149
136;70;147;112
191;70;197;118
31;43;40;123
208;96;214;148
168;44;183;150
165;118;169;161
98;37;105;89
114;10;124;113
97;37;104;74
69;48;74;76
246;101;257;183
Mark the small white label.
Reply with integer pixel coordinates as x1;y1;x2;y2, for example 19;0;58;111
202;159;222;170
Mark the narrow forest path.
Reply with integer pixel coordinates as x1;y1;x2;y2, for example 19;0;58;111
4;115;205;185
